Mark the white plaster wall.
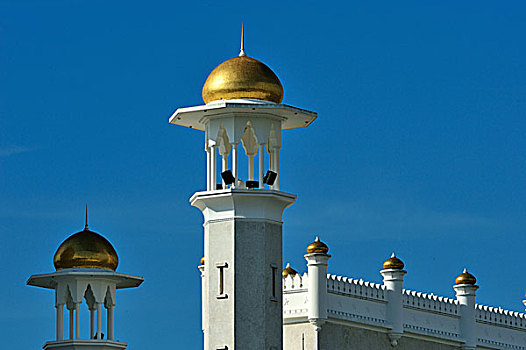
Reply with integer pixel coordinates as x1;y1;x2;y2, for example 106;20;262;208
283;323;317;350
476;321;526;349
204;220;234;350
327;292;387;327
402;307;460;341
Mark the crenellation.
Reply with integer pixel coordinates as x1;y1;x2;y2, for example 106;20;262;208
476;304;526;330
327;273;386;301
403;289;459;316
283;272;305;290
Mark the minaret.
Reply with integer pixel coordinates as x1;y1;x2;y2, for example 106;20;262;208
169;30;316;350
27;211;143;350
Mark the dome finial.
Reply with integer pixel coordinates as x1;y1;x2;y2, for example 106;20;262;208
239;23;246;57
84;204;89;230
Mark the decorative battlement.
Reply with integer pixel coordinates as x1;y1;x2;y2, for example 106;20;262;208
283;272;305;291
402;289;459;316
283;270;526;349
326;273;386;302
476;304;526;329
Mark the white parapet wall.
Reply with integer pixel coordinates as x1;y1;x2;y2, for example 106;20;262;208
283;273;526;349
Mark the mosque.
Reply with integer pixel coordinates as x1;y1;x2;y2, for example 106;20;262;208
27;31;526;350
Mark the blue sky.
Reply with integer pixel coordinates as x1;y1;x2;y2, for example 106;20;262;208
1;1;525;348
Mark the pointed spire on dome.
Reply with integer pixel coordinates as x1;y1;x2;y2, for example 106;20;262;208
239;23;246;57
84;204;89;230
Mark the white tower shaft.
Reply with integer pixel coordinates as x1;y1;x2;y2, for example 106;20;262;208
192;190;296;350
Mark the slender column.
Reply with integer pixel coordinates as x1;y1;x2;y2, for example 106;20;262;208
222;155;228;187
56;303;64;341
454;274;479;350
381;260;406;347
198;264;206;334
274;149;280;190
75;303;80;339
305;243;330;331
232;143;239;187
90;308;95;339
68;306;74;340
269;148;275;190
107;305;115;340
248;155;254;180
211;145;217;190
206;147;211;191
96;302;102;340
259;144;265;188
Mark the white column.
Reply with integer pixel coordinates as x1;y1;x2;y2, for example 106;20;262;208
56;303;64;341
96;302;102;340
305;250;330;331
454;282;479;349
258;144;265;188
198;264;206;333
90;308;95;339
68;306;74;340
248;155;254;181
211;145;217;190
107;305;115;340
381;267;406;346
222;155;228;187
273;149;280;190
75;303;80;339
232;143;239;187
206;147;211;191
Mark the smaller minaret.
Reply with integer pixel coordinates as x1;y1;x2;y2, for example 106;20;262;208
305;237;330;331
453;269;479;350
27;213;143;350
380;253;406;347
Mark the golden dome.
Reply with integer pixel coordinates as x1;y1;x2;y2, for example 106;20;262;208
202;55;284;104
455;268;477;285
306;236;329;254
54;228;118;271
200;256;205;265
282;263;298;278
382;253;405;270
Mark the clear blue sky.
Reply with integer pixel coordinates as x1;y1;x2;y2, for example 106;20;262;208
1;1;525;348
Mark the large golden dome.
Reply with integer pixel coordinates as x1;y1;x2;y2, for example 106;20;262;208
54;228;119;271
202;55;284;104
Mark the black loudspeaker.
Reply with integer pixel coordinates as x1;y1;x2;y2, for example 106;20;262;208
246;180;259;189
221;170;235;185
263;170;277;185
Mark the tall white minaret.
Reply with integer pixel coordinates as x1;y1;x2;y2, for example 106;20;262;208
27;211;143;350
169;30;316;350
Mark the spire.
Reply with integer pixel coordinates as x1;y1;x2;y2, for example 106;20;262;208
239;23;246;57
84;204;89;230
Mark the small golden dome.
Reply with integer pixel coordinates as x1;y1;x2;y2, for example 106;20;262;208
200;256;205;265
306;236;329;254
382;253;405;270
202;55;283;104
455;268;477;285
54;228;118;271
282;263;298;278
